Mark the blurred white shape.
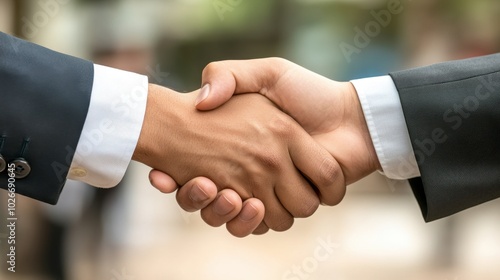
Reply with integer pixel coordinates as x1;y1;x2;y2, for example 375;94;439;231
456;202;500;270
338;195;432;265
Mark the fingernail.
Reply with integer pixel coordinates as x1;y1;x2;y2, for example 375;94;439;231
189;185;209;203
214;195;234;216
195;84;210;106
239;203;259;221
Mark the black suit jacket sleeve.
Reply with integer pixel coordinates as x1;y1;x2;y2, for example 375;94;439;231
0;32;93;204
389;54;500;222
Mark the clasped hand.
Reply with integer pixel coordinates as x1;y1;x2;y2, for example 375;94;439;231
135;58;381;237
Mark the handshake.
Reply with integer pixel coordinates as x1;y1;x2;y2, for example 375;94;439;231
133;58;382;237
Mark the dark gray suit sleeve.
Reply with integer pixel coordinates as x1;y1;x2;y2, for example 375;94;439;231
389;54;500;222
0;32;93;204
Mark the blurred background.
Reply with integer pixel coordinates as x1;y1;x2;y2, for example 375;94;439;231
1;0;500;279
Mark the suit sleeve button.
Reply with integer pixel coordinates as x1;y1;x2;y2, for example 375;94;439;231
69;168;87;178
11;158;31;179
0;155;6;173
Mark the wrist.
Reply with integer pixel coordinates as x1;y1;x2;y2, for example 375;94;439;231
133;84;168;167
345;82;382;173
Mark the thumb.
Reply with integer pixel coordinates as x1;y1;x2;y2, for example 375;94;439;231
195;65;236;110
195;58;287;111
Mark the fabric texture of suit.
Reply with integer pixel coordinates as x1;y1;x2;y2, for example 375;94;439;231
0;32;93;204
390;54;500;221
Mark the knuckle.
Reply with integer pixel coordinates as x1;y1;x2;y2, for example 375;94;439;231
265;57;293;87
316;158;346;206
213;168;231;189
255;151;282;171
318;158;342;187
202;61;223;77
269;113;294;137
246;143;284;172
296;197;320;218
268;57;292;70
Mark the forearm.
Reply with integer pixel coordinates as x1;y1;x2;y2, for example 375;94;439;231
0;32;93;204
133;84;175;168
390;53;500;221
0;32;151;203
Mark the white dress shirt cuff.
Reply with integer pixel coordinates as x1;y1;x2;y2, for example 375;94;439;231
351;76;420;180
68;64;148;188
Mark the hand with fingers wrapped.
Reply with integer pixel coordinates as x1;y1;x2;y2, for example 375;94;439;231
150;58;381;237
137;83;343;237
